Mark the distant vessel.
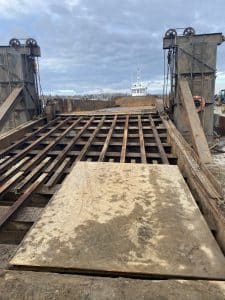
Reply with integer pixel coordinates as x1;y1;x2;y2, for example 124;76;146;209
131;68;148;96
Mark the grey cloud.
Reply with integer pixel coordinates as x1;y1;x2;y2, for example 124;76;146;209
2;0;223;94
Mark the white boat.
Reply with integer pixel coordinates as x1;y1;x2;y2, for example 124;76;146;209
131;68;148;96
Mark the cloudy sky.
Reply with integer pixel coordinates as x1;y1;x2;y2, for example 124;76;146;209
0;0;225;95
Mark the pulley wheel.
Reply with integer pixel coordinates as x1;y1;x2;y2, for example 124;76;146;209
183;27;196;36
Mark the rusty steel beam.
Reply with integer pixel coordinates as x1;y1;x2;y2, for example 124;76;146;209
0;157;30;181
15;157;52;192
0;117;46;150
0;117;60;158
0;117;71;174
45;157;70;187
20;117;82;172
98;115;117;162
120;115;129;163
138;115;147;164
0;171;23;196
73;116;105;164
149;115;169;164
45;116;95;174
0;173;48;228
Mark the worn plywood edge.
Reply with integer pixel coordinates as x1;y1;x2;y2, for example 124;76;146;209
162;116;225;254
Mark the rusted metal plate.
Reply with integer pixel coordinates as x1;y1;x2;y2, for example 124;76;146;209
1;270;225;299
11;162;225;279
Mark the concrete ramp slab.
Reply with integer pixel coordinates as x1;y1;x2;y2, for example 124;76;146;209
10;162;225;279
